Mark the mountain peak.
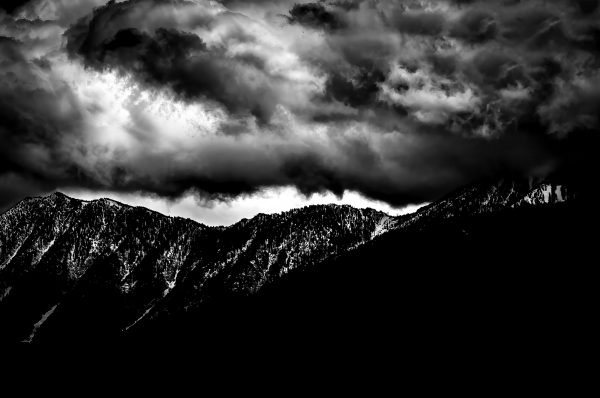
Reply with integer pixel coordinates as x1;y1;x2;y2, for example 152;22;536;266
22;191;69;201
38;193;129;211
16;191;73;208
398;176;574;230
0;176;582;343
96;197;125;208
48;191;67;198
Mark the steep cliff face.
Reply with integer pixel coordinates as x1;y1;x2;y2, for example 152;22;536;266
0;194;390;342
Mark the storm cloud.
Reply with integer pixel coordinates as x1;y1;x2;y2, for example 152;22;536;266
0;0;597;211
0;0;33;15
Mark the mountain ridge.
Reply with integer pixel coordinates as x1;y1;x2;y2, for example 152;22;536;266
397;177;573;230
0;176;578;343
0;191;394;342
6;191;397;226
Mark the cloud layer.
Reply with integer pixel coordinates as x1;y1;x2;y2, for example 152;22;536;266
1;0;597;210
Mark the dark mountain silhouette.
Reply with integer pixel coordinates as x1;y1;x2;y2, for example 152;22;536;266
0;177;589;345
128;189;592;351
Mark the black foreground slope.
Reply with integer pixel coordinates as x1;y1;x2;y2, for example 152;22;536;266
128;200;594;348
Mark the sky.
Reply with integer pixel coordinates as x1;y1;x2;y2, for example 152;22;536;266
62;186;424;225
0;0;598;224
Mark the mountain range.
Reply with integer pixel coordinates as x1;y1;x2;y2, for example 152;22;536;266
0;177;587;344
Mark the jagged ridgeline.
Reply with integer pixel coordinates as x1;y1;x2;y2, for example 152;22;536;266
0;192;395;342
0;178;581;343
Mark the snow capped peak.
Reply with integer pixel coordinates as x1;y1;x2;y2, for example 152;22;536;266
397;177;574;230
516;183;570;206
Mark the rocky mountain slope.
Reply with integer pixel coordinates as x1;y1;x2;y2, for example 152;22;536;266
0;177;577;343
397;178;572;230
0;193;391;342
229;198;591;354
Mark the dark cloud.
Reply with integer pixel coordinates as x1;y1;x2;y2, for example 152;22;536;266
324;68;385;108
287;2;346;31
0;0;598;212
449;9;497;43
82;27;277;121
387;8;446;36
0;0;32;15
576;0;599;14
64;0;319;123
301;0;599;136
0;36;89;209
219;0;295;6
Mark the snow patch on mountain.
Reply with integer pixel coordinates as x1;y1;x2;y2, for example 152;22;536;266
0;286;11;303
516;184;570;206
31;238;56;266
23;304;58;343
372;215;397;238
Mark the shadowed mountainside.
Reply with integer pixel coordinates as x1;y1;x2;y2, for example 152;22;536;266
0;176;586;344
